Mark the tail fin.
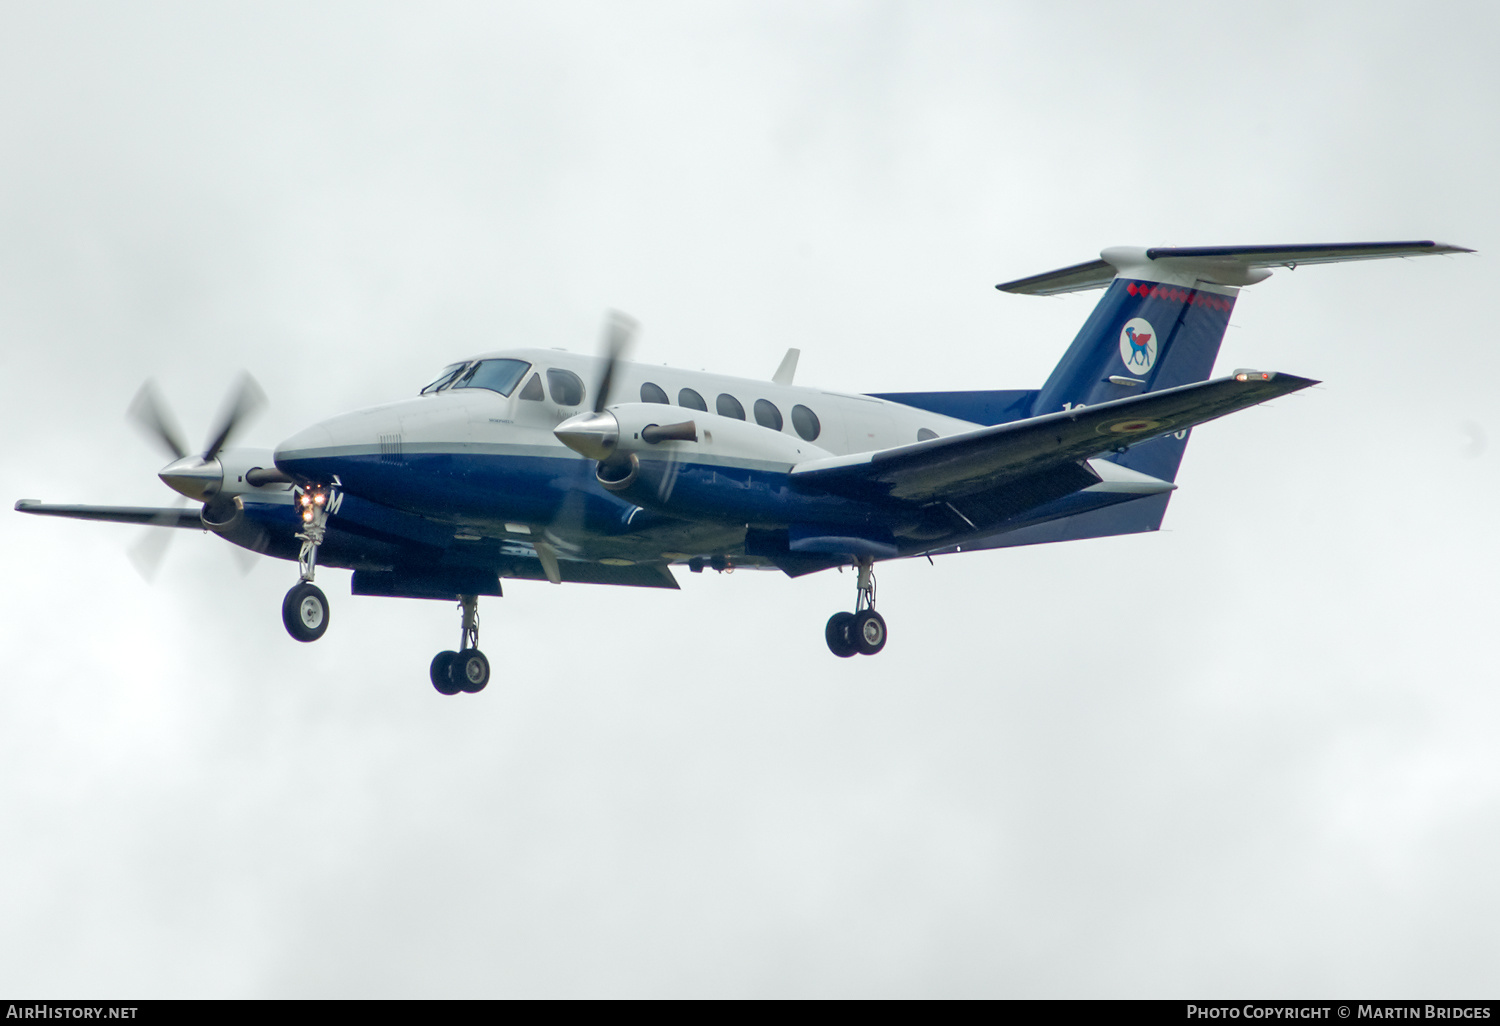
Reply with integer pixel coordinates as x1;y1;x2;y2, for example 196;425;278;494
1002;240;1471;483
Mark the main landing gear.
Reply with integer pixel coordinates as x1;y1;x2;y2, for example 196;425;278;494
282;485;331;643
825;559;887;658
429;594;491;696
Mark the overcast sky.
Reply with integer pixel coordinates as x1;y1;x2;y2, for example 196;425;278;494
2;0;1497;998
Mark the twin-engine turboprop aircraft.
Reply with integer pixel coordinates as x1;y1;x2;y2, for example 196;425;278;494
17;241;1471;694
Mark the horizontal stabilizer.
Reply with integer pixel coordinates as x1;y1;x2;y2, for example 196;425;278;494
14;500;203;529
998;240;1473;295
996;259;1115;296
791;371;1316;504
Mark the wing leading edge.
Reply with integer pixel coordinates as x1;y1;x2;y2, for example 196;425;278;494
14;501;204;529
790;371;1317;505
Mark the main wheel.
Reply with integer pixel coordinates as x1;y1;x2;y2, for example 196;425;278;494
853;610;887;655
454;649;490;693
430;651;461;695
282;582;330;642
825;611;857;658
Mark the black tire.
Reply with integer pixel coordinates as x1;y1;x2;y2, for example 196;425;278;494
430;651;461;696
853;610;887;656
825;611;857;658
282;582;330;643
454;649;490;693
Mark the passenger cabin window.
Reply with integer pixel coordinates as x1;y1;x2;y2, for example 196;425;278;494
716;394;745;420
641;382;669;404
546;368;586;407
420;363;468;395
519;373;545;401
450;358;530;397
678;388;708;411
753;399;783;431
791;404;821;441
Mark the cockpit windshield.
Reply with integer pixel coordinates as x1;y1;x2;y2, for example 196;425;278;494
419;358;531;397
420;363;468;395
451;358;530;396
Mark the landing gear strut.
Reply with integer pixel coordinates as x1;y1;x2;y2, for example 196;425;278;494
430;594;491;696
825;558;887;658
282;485;331;642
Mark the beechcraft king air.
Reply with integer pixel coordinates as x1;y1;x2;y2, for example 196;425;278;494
16;241;1472;694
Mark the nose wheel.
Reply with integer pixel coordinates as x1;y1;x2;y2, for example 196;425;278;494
282;484;334;642
825;559;887;657
431;595;491;696
282;581;330;642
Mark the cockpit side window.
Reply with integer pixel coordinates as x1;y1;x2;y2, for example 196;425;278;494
420;362;469;395
519;373;545;401
450;358;530;397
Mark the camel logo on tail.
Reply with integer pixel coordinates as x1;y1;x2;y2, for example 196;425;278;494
1119;317;1158;374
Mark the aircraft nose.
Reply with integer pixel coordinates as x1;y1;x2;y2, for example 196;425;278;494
554;411;619;461
273;422;335;466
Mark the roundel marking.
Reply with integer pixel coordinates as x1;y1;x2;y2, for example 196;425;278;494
1119;317;1158;374
1099;417;1170;435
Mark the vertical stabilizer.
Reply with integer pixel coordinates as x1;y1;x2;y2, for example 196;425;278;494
999;241;1470;482
1026;260;1239;482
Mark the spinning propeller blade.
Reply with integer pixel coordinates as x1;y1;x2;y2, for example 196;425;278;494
127;381;189;461
126;498;189;581
593;310;638;414
202;373;266;461
531;310;641;583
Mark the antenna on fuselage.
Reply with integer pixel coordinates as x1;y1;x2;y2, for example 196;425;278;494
772;348;800;386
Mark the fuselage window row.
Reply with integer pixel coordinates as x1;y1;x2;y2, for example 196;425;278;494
642;382;816;439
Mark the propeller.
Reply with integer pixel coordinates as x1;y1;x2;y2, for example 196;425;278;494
554;310;700;505
126;381;189;461
202;373;267;462
533;311;640;584
123;373;270;579
126;498;189;581
129;373;266;502
592;310;638;414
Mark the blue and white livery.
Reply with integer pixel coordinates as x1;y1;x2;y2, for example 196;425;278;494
16;240;1471;693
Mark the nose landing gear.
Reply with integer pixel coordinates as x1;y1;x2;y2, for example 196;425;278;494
282;581;329;642
430;594;491;696
825;559;887;658
282;485;332;642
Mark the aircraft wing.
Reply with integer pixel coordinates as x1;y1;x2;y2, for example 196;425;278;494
790;372;1317;504
14;500;203;529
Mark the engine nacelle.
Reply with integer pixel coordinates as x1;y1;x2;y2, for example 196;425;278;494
158;446;295;504
557;403;831;468
558;404;855;525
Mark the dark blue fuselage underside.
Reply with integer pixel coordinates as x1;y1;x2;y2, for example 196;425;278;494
268;447;1164;583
